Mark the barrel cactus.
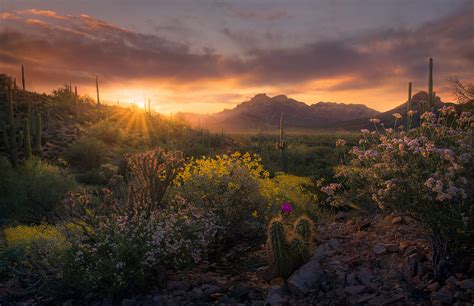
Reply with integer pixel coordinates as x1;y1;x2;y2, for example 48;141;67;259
267;215;315;279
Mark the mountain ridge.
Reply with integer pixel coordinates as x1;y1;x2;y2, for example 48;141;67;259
179;93;382;132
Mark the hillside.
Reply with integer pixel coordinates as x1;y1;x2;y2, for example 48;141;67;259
340;91;454;130
179;94;380;132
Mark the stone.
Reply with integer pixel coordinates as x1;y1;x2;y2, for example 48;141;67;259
427;282;441;292
373;244;387;255
356;267;375;286
328;238;341;250
454;291;472;302
265;286;287;305
459;278;474;289
391;216;403;224
383;244;399;253
335;211;350;221
287;258;325;296
229;283;250;300
344;285;366;295
346;272;356;286
446;275;458;286
431;291;454;304
166;280;190;291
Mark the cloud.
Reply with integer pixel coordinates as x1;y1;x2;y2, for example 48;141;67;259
0;7;473;108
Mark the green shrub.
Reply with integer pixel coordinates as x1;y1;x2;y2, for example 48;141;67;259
65;136;107;171
0;158;77;223
75;163;118;185
88;121;123;145
0;225;69;297
0;157;26;220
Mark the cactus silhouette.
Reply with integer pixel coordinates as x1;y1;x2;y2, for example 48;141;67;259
23;118;32;160
21;64;26;90
34;113;42;158
277;113;288;172
428;58;434;111
5;79;18;166
267;216;315;279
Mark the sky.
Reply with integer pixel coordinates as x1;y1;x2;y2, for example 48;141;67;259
0;0;473;113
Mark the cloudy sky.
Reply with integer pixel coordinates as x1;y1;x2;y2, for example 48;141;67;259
1;0;473;113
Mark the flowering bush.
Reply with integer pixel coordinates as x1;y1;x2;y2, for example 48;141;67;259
63;190;217;294
322;108;473;280
171;152;270;248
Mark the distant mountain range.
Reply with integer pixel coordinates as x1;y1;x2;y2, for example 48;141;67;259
178;92;452;132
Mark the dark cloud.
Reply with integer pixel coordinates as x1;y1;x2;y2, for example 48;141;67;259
0;8;473;92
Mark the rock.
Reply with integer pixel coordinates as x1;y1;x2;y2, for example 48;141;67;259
287;258;325;296
454;291;471;302
358;220;371;231
427;282;441;292
335;211;350;221
431;291;454;304
346;272;356;286
229;283;250;300
459;278;474;289
265;286;287;305
373;244;387;255
391;216;403;224
344;285;366;295
356;267;375;286
166;280;190;291
328;238;341;250
383;243;399;253
201;283;220;295
403;246;417;257
446;275;458;287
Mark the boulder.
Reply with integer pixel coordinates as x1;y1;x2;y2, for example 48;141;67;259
287;258;325;296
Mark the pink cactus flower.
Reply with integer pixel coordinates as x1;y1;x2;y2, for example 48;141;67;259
281;202;293;213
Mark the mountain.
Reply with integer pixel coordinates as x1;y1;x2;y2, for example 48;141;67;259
340;91;454;130
179;94;380;132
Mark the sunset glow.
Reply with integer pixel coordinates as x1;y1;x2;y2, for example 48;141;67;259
1;1;473;113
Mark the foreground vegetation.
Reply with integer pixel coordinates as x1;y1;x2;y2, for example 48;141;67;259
0;74;473;304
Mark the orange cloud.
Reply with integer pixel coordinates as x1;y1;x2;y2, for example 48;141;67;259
0;8;472;113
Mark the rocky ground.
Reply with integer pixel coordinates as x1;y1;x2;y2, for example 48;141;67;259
43;213;471;306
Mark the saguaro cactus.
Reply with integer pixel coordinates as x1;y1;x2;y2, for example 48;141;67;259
21;64;26;90
267;216;315;279
277;113;288;172
407;82;412;112
34;113;42;157
23;118;32;160
6;80;18;166
96;75;101;105
428;58;434;110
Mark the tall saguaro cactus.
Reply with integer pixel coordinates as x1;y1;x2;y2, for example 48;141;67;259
96;75;101;105
34;113;42;157
277;113;287;172
428;58;434;111
21;64;26;90
407;82;412;112
6;79;18;166
23;118;32;160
